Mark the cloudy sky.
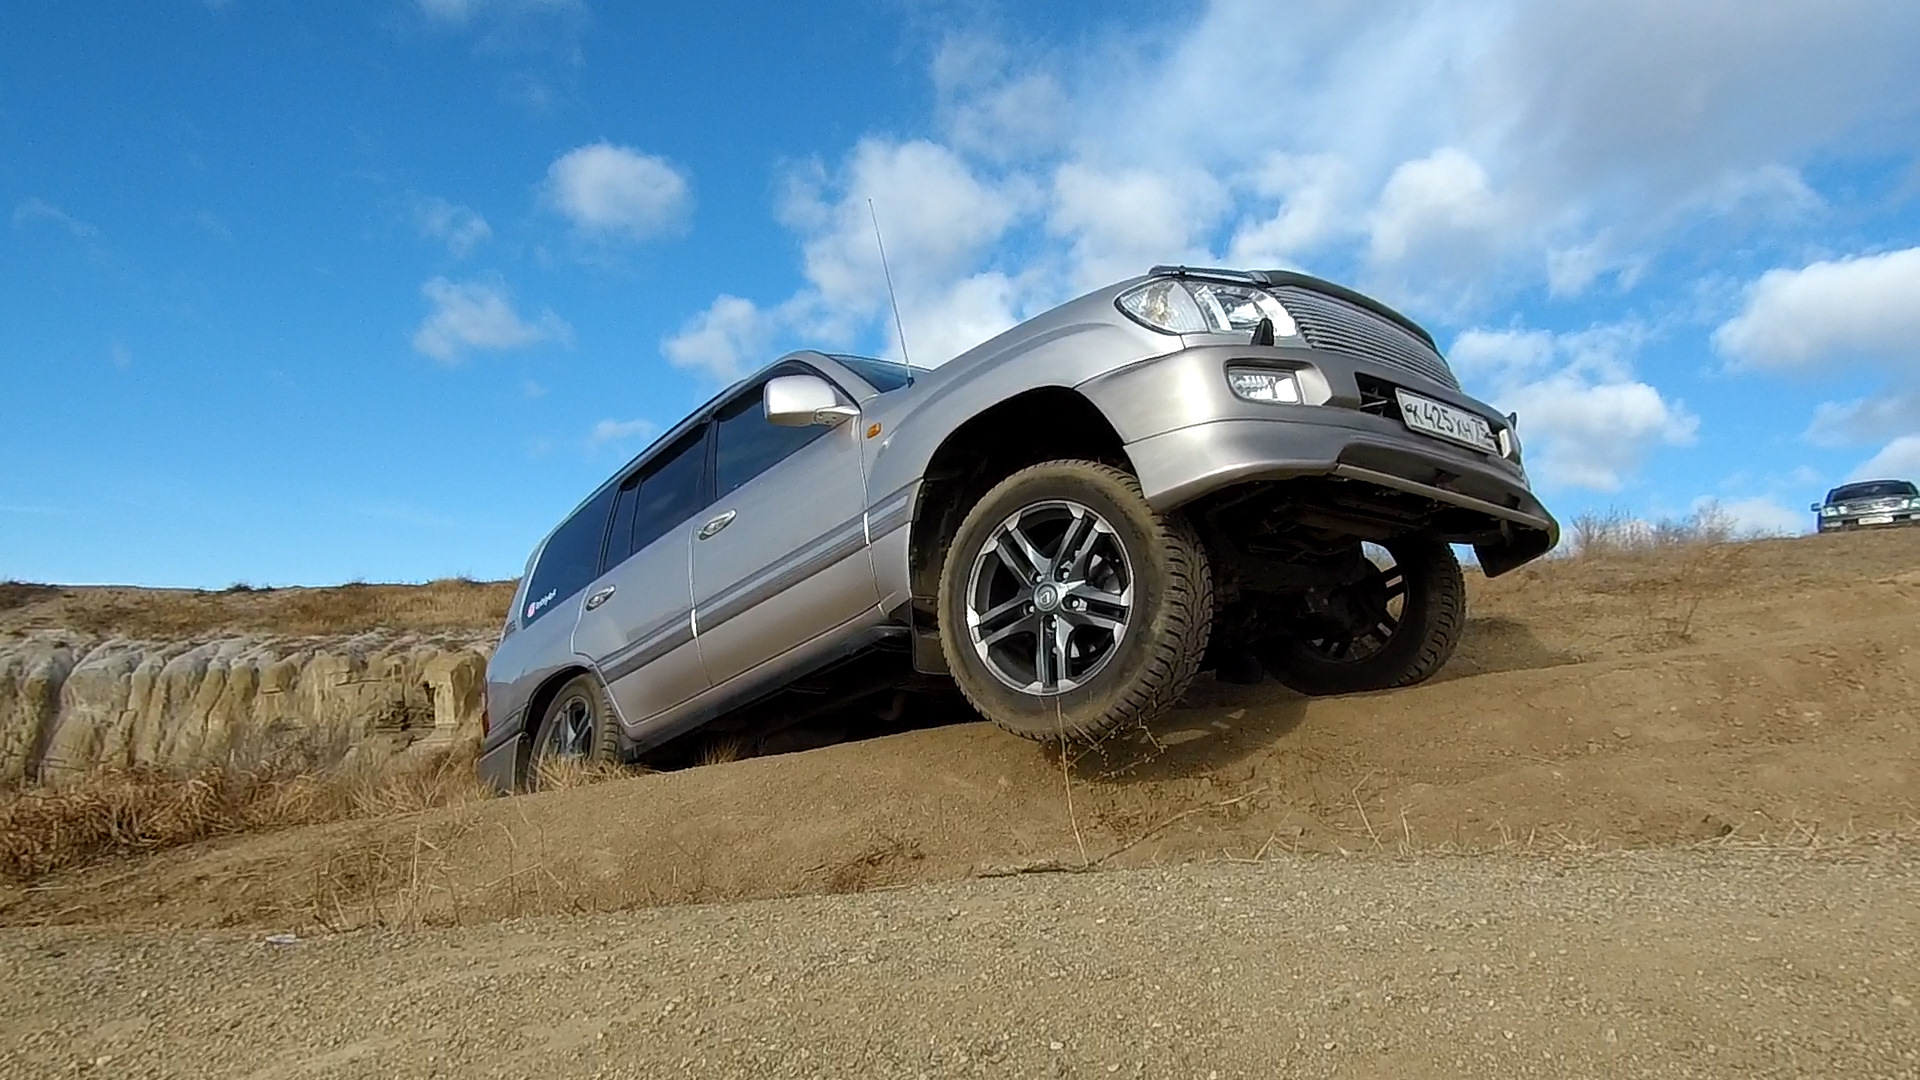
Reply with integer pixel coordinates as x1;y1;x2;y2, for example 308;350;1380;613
5;0;1919;587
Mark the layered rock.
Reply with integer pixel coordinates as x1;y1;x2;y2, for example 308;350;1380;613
0;631;494;784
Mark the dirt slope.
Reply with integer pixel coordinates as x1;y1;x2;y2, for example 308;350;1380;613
4;848;1915;1079
5;528;1915;929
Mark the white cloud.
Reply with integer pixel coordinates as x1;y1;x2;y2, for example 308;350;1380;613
1701;495;1805;537
1048;162;1228;290
1805;393;1920;448
589;418;657;446
1714;248;1920;370
661;295;774;382
1451;325;1697;492
1226;153;1358;269
1367;149;1506;281
664;0;1920;394
11;197;98;238
932;34;1070;161
543;143;692;241
1849;435;1920;482
416;0;576;24
414;196;491;258
410;277;571;363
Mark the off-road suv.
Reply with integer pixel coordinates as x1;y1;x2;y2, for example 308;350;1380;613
1812;479;1920;531
479;267;1559;791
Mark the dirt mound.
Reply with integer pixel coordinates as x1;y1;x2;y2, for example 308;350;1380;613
0;578;513;641
5;528;1916;929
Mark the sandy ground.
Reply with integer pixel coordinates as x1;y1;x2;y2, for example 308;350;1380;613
3;849;1916;1079
1;527;1917;1076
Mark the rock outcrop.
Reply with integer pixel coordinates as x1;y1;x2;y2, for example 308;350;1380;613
0;631;493;784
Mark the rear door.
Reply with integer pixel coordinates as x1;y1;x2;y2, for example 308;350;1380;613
690;367;876;687
572;423;714;724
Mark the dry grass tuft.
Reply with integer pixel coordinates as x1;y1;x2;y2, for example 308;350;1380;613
697;736;748;768
0;742;490;883
530;756;636;792
1568;501;1745;559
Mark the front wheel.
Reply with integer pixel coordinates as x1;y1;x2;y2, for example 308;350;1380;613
936;460;1213;743
1258;538;1464;696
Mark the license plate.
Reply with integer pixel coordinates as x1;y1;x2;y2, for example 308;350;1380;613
1395;389;1499;454
1859;514;1894;526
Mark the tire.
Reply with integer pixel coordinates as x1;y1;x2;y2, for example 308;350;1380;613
936;460;1212;743
1259;537;1464;696
525;673;621;788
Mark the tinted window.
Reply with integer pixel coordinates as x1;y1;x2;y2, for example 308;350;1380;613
522;483;617;624
602;474;641;574
828;354;917;393
713;380;833;498
626;424;712;557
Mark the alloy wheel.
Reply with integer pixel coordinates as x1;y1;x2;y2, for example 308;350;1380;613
963;498;1134;695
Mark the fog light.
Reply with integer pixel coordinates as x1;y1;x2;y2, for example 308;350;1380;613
1226;368;1301;404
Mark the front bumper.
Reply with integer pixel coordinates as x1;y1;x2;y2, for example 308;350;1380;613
1079;344;1557;575
1818;510;1920;531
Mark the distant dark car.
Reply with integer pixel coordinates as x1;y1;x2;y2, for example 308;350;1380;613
1812;479;1920;532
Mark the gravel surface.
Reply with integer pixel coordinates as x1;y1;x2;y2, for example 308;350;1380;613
3;846;1916;1079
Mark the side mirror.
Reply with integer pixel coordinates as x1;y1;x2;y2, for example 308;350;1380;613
1809;502;1822;512
764;374;858;427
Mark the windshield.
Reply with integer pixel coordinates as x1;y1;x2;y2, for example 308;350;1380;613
829;353;919;393
1829;480;1917;502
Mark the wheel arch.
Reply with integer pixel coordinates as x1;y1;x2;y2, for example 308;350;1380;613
511;663;604;781
905;386;1133;618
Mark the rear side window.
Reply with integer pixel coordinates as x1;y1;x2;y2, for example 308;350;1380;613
521;483;617;625
713;380;833;499
620;423;712;562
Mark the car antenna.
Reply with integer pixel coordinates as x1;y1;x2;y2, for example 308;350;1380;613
868;198;912;367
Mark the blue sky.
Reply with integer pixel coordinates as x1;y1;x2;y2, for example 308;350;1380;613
4;0;1919;588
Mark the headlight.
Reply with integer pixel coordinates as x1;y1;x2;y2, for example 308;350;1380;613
1118;278;1301;339
1225;367;1301;403
1821;506;1841;517
1909;497;1920;511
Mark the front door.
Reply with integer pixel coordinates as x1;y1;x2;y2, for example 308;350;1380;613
573;423;713;725
691;370;876;688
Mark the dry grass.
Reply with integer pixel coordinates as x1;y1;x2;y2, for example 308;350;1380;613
0;577;516;640
0;742;490;882
1567;501;1744;559
530;756;636;791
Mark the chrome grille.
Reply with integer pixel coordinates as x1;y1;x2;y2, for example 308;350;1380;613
1273;285;1459;390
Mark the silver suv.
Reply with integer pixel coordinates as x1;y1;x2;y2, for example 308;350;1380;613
479;267;1558;791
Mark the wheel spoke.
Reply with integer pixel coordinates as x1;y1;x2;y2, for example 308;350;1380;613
1061;607;1126;633
1055;509;1097;578
1050;617;1074;689
971;593;1032;634
1004;516;1051;579
1065;580;1130;609
980;612;1041;648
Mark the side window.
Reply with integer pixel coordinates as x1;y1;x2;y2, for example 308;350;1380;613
522;483;618;624
625;423;712;558
601;474;642;574
713;375;835;499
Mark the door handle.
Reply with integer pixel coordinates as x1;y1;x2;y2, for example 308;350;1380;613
697;509;737;540
584;585;616;610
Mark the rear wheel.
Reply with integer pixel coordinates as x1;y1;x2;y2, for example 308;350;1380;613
937;460;1212;743
526;673;620;787
1259;538;1464;696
